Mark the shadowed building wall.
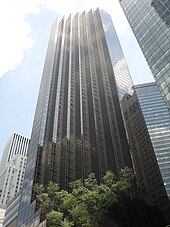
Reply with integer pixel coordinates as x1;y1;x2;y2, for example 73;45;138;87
135;82;170;198
122;92;170;224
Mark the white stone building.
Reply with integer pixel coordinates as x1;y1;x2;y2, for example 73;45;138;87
0;133;29;207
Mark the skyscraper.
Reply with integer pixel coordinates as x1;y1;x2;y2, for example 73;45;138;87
0;133;29;207
135;82;170;198
17;9;133;226
121;92;170;223
120;0;170;111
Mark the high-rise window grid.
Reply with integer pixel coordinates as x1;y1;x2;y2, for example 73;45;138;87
120;0;170;112
135;82;170;198
0;133;29;207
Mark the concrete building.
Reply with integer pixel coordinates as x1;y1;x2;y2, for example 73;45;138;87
0;133;29;207
0;208;6;227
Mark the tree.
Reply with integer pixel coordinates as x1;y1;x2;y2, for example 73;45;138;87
34;167;136;227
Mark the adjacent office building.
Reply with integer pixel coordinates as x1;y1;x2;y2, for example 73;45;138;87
0;133;29;208
121;92;170;223
120;0;170;111
16;8;134;226
3;191;22;227
135;82;170;198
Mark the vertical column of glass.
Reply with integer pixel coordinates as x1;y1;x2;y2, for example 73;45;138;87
96;10;123;174
52;19;66;143
78;15;83;136
17;19;59;227
79;13;92;178
99;10;133;100
90;11;109;178
66;16;72;140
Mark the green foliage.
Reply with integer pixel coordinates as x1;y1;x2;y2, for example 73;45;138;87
102;171;117;187
119;166;137;199
46;210;63;227
34;183;44;195
119;166;134;184
83;173;98;190
47;181;59;199
34;167;136;227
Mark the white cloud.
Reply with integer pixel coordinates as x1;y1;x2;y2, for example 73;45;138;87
0;0;42;77
0;0;128;78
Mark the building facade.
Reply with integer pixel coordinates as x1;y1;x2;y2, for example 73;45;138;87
3;191;22;227
0;208;6;227
16;9;134;226
135;82;170;198
0;133;29;208
120;0;170;111
121;92;170;223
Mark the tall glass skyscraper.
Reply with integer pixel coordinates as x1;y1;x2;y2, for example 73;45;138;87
120;0;170;111
135;82;170;198
16;9;133;226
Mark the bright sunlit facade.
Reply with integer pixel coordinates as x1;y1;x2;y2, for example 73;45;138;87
0;133;29;208
120;0;170;112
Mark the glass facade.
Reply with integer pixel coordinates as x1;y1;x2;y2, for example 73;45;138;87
135;82;170;198
17;9;133;226
122;91;170;223
120;0;170;111
3;192;22;227
99;10;133;100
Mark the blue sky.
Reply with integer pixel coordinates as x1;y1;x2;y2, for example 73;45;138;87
0;0;154;159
